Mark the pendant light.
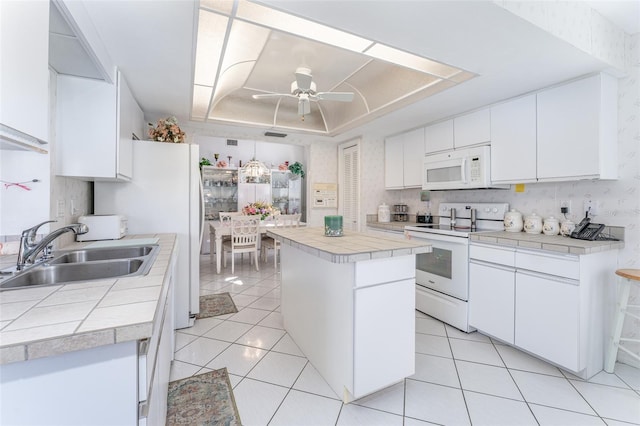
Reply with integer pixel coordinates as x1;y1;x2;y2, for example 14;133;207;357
241;143;270;183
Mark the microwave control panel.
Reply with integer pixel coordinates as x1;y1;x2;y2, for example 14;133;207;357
469;156;481;183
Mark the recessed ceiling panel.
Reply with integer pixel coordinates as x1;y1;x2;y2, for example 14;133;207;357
346;62;440;110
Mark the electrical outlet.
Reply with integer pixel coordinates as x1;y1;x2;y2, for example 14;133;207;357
56;200;65;218
583;200;597;216
559;200;571;214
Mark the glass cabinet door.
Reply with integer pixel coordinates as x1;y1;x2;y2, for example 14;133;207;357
201;166;238;220
271;170;302;214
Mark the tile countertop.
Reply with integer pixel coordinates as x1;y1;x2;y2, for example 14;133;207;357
0;234;177;365
366;220;419;232
266;226;431;263
471;231;624;255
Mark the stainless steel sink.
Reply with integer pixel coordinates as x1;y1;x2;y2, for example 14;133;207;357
0;244;159;290
49;246;155;264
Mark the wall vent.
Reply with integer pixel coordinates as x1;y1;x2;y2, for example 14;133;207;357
264;132;287;138
226;139;238;146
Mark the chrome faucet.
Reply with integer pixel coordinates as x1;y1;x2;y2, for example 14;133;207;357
16;221;89;270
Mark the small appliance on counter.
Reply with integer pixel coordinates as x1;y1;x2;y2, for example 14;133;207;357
76;215;127;241
416;212;432;223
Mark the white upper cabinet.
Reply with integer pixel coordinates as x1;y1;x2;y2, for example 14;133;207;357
490;95;537;183
0;0;50;147
56;70;143;181
453;109;490;149
424;120;453;154
385;128;424;189
384;134;405;189
403;128;425;187
537;73;618;181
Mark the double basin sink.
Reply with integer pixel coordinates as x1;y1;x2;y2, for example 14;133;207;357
0;245;159;291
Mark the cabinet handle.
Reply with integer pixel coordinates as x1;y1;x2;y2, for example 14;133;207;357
517;269;578;285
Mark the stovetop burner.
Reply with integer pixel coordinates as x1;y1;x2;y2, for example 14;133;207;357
405;202;509;238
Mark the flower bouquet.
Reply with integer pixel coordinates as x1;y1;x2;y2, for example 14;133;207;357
148;116;186;143
242;201;278;220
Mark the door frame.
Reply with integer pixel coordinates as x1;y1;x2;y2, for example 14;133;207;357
338;138;361;231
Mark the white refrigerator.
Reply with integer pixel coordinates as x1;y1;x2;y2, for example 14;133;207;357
94;141;203;329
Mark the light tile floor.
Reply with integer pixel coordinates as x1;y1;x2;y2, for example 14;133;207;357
169;255;640;425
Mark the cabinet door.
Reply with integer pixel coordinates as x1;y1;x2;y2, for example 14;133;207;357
353;278;414;397
490;95;537;183
0;1;49;143
403;128;425;187
116;72;137;180
424;120;454;154
56;75;117;179
454;109;490;148
537;74;614;181
515;271;580;371
384;134;404;189
469;261;515;344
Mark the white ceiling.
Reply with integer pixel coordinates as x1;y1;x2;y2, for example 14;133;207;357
76;0;637;145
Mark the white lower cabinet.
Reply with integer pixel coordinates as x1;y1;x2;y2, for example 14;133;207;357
515;270;579;371
469;242;618;379
469;260;515;344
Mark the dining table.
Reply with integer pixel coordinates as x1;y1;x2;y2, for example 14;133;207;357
209;217;284;274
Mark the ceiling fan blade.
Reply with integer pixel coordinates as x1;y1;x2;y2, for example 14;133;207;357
298;97;310;116
252;93;295;99
315;92;354;102
294;67;313;91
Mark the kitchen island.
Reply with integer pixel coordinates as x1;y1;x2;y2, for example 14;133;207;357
266;226;431;402
0;234;177;425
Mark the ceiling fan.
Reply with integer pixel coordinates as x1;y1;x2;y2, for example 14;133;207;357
252;67;354;120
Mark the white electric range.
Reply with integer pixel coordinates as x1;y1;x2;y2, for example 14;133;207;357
405;202;509;332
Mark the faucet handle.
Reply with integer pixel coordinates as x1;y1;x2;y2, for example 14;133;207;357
22;220;56;245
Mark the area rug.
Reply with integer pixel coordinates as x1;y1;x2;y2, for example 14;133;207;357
196;292;238;319
166;368;241;426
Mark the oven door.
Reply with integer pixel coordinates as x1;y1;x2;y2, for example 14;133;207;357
406;230;469;300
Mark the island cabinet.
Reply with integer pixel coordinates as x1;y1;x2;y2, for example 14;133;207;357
469;242;618;379
384;127;424;189
490;94;537;183
536;73;618;181
270;227;429;402
56;69;144;181
0;0;50;147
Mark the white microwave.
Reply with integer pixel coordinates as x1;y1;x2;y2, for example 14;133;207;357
423;146;508;190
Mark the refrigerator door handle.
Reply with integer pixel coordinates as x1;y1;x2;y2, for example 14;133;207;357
198;173;205;247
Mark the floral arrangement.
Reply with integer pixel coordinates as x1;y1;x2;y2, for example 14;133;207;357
288;161;305;178
148;116;186;143
242;201;278;220
216;160;227;168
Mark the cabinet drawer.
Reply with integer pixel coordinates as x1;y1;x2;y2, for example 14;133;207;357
470;244;515;266
355;255;415;288
515;251;579;280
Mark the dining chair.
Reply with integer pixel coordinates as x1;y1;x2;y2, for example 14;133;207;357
209;212;242;263
261;213;301;268
222;216;260;274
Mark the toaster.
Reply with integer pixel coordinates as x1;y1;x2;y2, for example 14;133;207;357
76;215;128;241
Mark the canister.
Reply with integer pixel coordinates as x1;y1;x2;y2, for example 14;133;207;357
543;216;560;235
378;203;390;223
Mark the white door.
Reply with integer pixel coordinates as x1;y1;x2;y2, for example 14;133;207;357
339;140;360;231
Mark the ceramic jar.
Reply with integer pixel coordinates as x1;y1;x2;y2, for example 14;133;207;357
542;216;560;236
560;220;576;237
377;203;390;223
524;213;543;234
503;209;524;232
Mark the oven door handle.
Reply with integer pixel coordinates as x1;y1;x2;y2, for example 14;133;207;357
460;158;467;183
